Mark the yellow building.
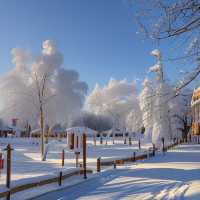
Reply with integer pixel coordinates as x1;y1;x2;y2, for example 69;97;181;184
191;87;200;135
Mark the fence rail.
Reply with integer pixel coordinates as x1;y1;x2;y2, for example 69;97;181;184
96;139;184;172
0;168;93;199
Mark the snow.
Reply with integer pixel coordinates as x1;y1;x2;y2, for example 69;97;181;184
149;63;162;73
9;168;80;188
31;144;200;200
151;49;162;58
66;127;97;136
152;82;172;144
11;173;92;200
31;128;41;134
0;137;152;188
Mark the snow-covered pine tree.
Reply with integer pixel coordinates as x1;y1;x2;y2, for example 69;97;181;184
139;78;154;141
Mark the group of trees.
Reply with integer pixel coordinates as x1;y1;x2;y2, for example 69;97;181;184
85;49;192;145
1;0;199;158
85;79;143;134
0;40;88;160
84;1;198;144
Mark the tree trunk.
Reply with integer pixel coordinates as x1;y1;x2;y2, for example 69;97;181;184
40;104;45;161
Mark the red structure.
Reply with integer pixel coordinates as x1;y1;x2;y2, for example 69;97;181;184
0;153;4;170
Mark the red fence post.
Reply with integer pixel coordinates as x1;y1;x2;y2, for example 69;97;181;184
0;153;4;171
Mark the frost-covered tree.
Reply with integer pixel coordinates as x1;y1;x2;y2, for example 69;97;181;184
169;89;192;140
0;40;88;127
126;98;143;134
139;78;154;141
149;50;172;145
86;79;140;132
0;40;88;160
147;49;192;145
152;82;172;144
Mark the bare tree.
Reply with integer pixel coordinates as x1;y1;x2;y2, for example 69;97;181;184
32;71;55;161
130;0;200;91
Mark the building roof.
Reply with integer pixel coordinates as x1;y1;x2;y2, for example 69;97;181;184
66;127;97;136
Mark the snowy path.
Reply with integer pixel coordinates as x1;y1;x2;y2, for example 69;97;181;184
32;144;200;200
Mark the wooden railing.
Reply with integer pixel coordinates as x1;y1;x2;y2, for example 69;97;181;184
0;168;93;199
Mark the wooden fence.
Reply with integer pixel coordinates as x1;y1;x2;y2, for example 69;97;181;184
96;140;184;172
0;168;93;199
0;138;185;199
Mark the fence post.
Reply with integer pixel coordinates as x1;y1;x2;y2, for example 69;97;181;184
75;152;80;168
129;137;132;146
133;152;136;162
58;171;62;186
83;133;87;179
147;149;150;158
5;144;13;188
4;144;13;200
61;149;65;167
138;139;141;150
161;137;165;153
173;138;176;146
100;137;103;145
113;161;116;169
152;144;155;156
97;157;101;172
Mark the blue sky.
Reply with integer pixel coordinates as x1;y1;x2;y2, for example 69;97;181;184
0;0;195;92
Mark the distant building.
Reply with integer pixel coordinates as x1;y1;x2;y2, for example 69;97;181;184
0;118;25;137
0;126;14;137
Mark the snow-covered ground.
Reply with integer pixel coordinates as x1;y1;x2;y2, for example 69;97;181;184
0;137;152;187
32;144;200;200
